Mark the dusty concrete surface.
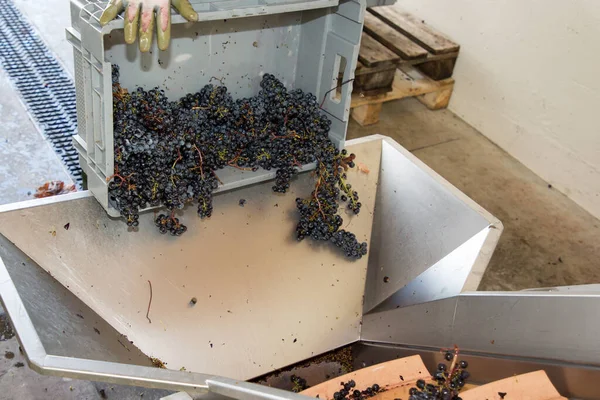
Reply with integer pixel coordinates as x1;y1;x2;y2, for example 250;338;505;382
0;68;73;206
0;322;176;400
12;0;74;76
348;98;600;291
0;0;74;206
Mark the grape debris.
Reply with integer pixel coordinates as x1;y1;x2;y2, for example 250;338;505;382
409;349;470;400
332;380;382;400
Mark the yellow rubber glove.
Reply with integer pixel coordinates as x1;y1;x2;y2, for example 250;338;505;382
99;0;198;52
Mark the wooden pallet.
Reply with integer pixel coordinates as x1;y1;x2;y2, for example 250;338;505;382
350;7;459;126
360;7;460;83
351;66;454;126
355;32;401;95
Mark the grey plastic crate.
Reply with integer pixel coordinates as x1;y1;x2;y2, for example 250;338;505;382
67;0;366;217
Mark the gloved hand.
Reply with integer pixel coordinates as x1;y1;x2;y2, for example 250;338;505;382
99;0;198;52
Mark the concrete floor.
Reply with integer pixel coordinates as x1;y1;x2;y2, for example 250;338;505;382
0;0;73;205
348;99;600;291
1;329;171;400
0;320;173;400
0;68;73;205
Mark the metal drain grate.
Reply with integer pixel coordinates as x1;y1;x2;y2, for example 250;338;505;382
0;0;82;185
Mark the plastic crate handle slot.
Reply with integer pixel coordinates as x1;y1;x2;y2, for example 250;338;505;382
330;54;347;104
92;90;104;151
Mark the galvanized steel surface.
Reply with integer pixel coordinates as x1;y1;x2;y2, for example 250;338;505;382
0;137;383;380
361;291;600;367
0;135;507;394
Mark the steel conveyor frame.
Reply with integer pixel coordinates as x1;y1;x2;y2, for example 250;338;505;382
359;291;600;399
3;258;600;398
1;135;599;398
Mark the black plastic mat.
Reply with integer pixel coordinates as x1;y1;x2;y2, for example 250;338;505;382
0;0;82;185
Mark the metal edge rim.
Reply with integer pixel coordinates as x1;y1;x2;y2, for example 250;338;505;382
0;191;93;214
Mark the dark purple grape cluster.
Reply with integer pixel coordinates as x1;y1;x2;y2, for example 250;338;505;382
155;214;187;236
273;167;297;193
409;351;470;400
293;150;367;259
332;380;382;400
109;66;367;258
337;150;361;215
331;230;368;258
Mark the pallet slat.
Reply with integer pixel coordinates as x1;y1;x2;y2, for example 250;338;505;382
351;7;459;125
359;32;401;68
351;66;454;126
352;67;453;108
368;7;459;55
363;13;428;60
354;59;397;96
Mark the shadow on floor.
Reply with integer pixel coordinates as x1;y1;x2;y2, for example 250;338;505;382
348;98;600;291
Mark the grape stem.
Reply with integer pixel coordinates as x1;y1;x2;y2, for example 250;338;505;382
212;171;223;185
319;78;354;109
313;176;327;220
171;149;183;185
338;175;358;208
228;163;253;171
106;172;134;186
227;151;253;171
271;130;300;140
192;144;205;179
172;149;182;170
339;153;356;170
169;210;181;228
448;346;459;381
146;280;153;324
113;85;129;101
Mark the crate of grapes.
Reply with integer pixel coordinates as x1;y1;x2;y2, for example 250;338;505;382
67;0;366;220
